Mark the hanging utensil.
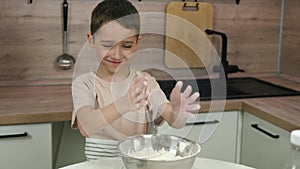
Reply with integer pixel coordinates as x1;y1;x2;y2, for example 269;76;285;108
56;0;75;70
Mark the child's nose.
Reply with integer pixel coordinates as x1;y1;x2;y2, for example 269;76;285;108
111;46;123;60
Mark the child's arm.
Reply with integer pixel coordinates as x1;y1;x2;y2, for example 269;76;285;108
74;73;148;138
159;81;200;129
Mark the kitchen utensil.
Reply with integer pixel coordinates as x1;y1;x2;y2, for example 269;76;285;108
56;0;75;70
146;105;157;134
118;134;201;169
165;2;213;68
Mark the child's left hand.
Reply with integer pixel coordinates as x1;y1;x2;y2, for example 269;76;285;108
169;81;200;126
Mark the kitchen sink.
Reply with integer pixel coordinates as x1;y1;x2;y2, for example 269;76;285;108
157;77;300;101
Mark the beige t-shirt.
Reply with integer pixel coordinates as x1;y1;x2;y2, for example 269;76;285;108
71;68;169;141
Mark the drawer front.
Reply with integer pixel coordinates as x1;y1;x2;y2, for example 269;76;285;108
157;111;239;162
241;112;291;169
0;123;52;169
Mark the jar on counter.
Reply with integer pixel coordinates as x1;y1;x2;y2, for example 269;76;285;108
284;130;300;169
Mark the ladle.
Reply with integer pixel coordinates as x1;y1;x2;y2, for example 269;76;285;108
56;0;75;70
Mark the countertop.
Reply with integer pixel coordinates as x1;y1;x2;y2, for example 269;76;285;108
59;157;254;169
0;74;300;132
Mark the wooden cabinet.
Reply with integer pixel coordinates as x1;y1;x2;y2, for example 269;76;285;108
0;123;52;169
157;111;241;163
240;112;291;169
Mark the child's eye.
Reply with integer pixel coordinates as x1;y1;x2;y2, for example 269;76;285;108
123;44;133;49
101;44;113;48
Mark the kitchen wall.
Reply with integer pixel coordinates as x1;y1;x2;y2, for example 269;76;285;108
281;0;300;77
0;0;297;85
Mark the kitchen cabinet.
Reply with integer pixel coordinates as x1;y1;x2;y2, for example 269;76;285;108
240;112;291;169
0;123;52;169
54;121;85;169
157;111;241;163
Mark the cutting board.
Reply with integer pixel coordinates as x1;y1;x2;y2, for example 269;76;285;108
165;2;213;68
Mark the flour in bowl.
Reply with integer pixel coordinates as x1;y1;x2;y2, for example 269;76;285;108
129;147;183;161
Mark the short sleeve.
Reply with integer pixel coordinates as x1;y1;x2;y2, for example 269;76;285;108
71;73;96;128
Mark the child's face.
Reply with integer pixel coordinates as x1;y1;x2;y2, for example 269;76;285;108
88;21;140;75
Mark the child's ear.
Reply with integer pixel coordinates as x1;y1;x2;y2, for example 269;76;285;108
87;32;95;48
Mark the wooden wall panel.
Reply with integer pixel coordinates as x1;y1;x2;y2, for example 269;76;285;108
281;0;300;77
0;0;286;84
0;0;93;81
211;0;281;74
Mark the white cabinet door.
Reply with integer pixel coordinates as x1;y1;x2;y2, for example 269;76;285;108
0;123;52;169
157;111;239;163
241;112;291;169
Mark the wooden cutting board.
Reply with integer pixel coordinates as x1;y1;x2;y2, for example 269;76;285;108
165;2;213;68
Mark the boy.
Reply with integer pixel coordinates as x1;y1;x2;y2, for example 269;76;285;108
71;0;200;160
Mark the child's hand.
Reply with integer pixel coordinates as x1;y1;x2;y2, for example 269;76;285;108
115;72;148;113
128;72;148;111
170;81;200;123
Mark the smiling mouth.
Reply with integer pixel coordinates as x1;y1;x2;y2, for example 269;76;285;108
105;59;123;65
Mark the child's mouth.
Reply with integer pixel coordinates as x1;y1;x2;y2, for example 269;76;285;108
106;59;122;66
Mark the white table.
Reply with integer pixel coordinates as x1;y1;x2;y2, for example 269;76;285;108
59;157;255;169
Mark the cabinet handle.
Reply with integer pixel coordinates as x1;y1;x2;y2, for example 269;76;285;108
186;119;219;126
251;124;280;139
0;132;28;139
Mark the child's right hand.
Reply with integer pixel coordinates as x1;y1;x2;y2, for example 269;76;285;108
115;72;148;114
128;72;148;110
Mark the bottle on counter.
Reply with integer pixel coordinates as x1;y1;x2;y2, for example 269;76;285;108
284;130;300;169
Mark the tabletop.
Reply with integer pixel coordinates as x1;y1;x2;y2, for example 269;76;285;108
59;157;255;169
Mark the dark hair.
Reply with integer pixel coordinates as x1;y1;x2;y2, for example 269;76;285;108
90;0;140;36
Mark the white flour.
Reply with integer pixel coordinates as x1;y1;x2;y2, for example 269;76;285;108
129;147;183;161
